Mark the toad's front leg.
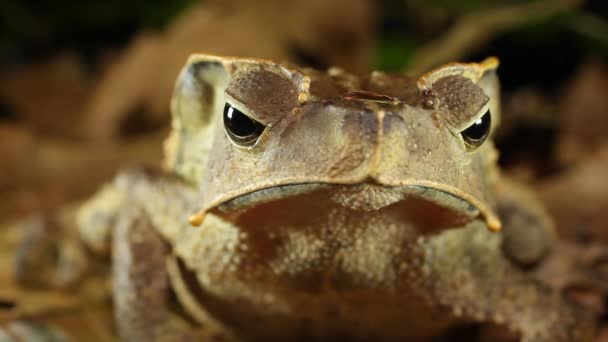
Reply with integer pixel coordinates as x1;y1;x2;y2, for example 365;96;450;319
112;205;220;341
13;167;231;339
426;226;596;342
81;167;233;340
15;167;194;288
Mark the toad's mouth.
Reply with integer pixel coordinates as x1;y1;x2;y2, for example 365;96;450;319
208;182;501;232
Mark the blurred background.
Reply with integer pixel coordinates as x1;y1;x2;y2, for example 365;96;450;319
0;0;607;340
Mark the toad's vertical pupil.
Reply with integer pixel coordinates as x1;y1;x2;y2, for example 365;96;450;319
223;103;265;146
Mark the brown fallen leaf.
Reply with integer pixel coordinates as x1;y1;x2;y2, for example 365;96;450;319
0;223;115;341
596;326;608;342
537;145;608;243
556;57;608;164
0;124;36;192
0;53;92;138
0;126;165;225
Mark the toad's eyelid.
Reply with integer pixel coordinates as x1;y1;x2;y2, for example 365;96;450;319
223;94;248;116
224;93;270;126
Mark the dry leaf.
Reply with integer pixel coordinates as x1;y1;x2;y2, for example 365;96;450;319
0;53;92;138
537;145;608;243
0;128;165;225
557;57;608;164
0;224;115;341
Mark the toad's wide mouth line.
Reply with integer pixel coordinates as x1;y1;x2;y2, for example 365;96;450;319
212;182;500;231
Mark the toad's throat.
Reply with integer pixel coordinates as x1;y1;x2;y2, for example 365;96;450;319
213;183;501;232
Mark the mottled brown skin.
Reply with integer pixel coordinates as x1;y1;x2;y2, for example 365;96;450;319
15;55;596;341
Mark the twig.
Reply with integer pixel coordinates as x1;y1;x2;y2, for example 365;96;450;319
405;0;584;74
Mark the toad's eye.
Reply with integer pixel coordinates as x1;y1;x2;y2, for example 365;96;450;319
461;110;491;150
223;103;265;146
